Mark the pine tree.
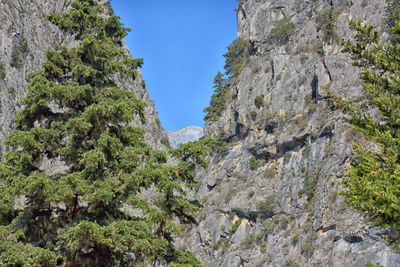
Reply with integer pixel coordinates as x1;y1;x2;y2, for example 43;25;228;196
332;19;400;236
203;38;251;122
203;71;229;121
0;1;208;265
223;39;250;79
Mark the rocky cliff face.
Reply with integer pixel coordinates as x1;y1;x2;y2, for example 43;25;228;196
2;0;400;266
180;0;400;266
0;0;168;153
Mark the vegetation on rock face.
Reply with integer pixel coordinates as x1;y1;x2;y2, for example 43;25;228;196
223;38;250;79
257;195;278;215
269;17;295;45
0;1;205;265
254;95;264;109
0;62;5;80
316;7;337;43
203;38;250;122
250;155;257;170
333;18;400;237
10;36;28;68
386;0;400;36
251;110;257;121
203;71;229;121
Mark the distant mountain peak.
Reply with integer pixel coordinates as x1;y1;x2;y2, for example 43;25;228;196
167;126;204;148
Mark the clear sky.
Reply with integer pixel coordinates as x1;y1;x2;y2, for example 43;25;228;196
111;0;238;131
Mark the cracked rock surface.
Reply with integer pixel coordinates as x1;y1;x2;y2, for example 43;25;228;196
178;0;400;266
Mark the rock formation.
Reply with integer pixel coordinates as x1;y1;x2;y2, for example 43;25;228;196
179;0;400;266
1;0;400;266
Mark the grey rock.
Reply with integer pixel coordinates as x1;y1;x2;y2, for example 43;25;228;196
230;220;251;244
3;1;400;266
180;0;400;266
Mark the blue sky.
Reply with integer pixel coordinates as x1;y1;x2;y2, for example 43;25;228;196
111;0;238;131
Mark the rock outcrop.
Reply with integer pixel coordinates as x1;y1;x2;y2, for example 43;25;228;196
2;0;400;266
168;126;204;148
179;0;400;266
0;0;168;153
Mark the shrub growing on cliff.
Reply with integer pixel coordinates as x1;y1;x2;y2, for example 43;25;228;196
254;95;264;109
250;156;257;170
316;7;337;43
332;19;400;236
251;110;257;121
10;36;28;68
269;17;295;45
0;63;5;80
0;1;204;265
257;195;278;215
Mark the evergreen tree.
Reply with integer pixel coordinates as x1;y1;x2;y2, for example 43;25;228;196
203;71;229;121
203;38;250;122
0;0;208;265
332;19;400;235
223;39;250;79
268;17;295;45
316;7;337;44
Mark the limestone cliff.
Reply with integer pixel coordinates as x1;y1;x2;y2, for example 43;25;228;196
0;0;168;153
180;0;400;266
2;0;400;266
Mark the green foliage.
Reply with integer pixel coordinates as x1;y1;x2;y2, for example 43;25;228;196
256;232;264;240
254;95;264;109
250;155;257;170
229;219;242;239
223;38;250;79
213;240;224;250
304;172;319;201
0;62;5;80
316;7;337;43
0;1;203;265
265;166;276;179
241;233;255;249
335;18;400;234
386;0;400;40
203;38;250;122
269;17;296;45
170;249;202;267
257;195;278;214
10;37;28;68
365;261;384;267
7;87;15;96
171;137;218;169
251;110;257;121
203;72;229;121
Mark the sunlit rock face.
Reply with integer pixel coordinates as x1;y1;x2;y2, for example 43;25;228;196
179;0;400;266
3;0;400;266
168;126;204;148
